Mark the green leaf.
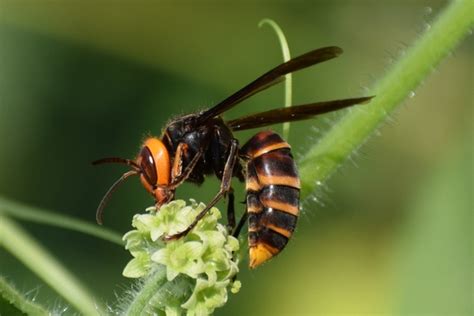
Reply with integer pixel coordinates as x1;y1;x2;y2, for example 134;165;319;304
123;253;152;278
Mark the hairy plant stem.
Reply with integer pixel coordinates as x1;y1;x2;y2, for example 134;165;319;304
124;266;167;315
299;0;474;198
0;215;101;315
0;276;49;315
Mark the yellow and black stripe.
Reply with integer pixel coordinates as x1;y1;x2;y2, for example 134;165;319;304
240;130;300;268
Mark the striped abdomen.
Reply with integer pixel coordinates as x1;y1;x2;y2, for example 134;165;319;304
240;130;300;268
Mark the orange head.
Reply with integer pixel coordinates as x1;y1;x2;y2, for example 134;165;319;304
93;137;173;224
135;138;172;204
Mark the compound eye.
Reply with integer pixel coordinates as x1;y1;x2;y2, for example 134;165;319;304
139;146;158;186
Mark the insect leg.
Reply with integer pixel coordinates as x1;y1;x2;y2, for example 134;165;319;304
154;147;204;209
170;142;186;181
226;188;236;233
168;146;203;189
232;211;248;238
163;139;239;241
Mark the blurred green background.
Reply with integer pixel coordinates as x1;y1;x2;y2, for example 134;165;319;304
0;0;472;315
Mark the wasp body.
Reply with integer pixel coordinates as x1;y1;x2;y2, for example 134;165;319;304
241;131;300;268
94;46;372;268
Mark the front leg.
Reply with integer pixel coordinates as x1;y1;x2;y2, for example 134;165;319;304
164;139;239;241
168;143;203;189
154;144;204;209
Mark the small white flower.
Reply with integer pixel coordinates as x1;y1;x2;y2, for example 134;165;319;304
122;200;241;315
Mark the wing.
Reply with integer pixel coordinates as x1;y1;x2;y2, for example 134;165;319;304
196;46;343;125
226;96;374;131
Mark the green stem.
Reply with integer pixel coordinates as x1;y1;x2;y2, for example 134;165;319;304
0;196;123;246
259;18;293;139
0;276;49;316
124;266;168;315
0;215;102;315
299;0;474;198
